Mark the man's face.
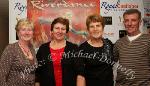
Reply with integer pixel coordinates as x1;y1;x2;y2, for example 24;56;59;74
123;13;141;36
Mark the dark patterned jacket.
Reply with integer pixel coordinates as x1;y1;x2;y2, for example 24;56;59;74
0;42;37;86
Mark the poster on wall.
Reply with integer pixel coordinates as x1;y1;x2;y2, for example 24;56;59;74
9;0;27;43
143;0;150;18
9;0;145;46
27;0;100;47
100;0;144;43
143;0;150;33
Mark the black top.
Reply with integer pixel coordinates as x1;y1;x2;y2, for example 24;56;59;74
77;39;114;86
35;41;78;86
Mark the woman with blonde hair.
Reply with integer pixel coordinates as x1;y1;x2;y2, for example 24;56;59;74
0;18;37;86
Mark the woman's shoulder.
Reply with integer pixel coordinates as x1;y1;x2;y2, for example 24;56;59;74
103;38;112;43
1;42;18;58
5;42;18;50
39;42;50;48
103;38;113;46
79;41;88;47
66;41;78;48
36;42;50;53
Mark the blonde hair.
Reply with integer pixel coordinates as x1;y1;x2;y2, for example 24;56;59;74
15;18;34;31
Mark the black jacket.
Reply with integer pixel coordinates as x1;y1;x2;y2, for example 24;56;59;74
35;41;78;86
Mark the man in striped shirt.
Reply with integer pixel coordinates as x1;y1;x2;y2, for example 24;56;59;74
114;9;150;86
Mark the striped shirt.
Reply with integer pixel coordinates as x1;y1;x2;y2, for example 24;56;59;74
113;34;150;86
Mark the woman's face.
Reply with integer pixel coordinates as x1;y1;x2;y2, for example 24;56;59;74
88;22;103;39
17;25;34;41
51;23;67;41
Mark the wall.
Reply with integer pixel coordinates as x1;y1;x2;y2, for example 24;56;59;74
9;0;145;45
0;0;9;56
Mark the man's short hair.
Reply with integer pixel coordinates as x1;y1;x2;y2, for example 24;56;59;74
123;9;141;19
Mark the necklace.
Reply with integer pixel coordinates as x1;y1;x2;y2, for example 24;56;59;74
18;42;34;61
88;39;103;47
50;40;66;49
